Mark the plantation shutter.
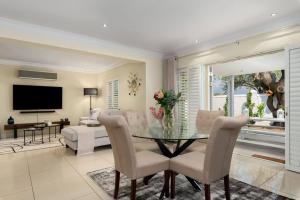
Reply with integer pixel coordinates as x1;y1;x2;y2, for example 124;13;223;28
177;65;205;132
107;80;119;109
286;47;300;172
178;69;188;130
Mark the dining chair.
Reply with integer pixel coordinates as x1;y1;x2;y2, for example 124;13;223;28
170;115;248;200
186;110;225;153
122;110;160;153
99;114;170;200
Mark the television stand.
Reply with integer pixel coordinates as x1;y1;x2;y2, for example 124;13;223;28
20;110;55;114
4;120;70;139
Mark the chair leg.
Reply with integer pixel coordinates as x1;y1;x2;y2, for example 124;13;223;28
171;171;176;199
131;179;137;200
114;170;120;199
224;175;230;200
205;184;211;200
164;170;170;198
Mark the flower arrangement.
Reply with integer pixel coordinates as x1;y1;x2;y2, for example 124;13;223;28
150;107;164;120
152;90;181;130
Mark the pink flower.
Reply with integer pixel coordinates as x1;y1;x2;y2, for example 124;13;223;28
154;90;164;100
150;106;164;120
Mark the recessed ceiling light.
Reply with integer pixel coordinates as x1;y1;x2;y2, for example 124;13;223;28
271;13;277;17
195;40;199;44
103;24;107;28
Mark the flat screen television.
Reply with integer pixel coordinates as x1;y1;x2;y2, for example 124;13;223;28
13;85;63;110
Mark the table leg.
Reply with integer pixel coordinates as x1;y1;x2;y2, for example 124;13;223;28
186;176;201;191
154;139;173;158
49;127;51;142
55;126;57;138
143;174;156;185
173;139;196;157
175;140;181;151
41;129;44;143
14;128;18;139
155;139;201;193
24;130;26;145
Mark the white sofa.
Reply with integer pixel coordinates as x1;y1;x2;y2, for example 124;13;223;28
62;125;110;154
64;109;122;154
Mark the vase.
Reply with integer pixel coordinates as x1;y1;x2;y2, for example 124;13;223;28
162;109;175;132
7;116;14;125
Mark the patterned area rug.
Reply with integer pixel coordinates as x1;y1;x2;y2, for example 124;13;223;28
88;167;293;200
0;134;65;154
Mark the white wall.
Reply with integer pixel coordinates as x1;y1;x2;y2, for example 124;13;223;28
178;26;300;68
97;62;146;111
0;65;98;138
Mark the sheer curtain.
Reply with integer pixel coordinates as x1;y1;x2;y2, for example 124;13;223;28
163;57;178;91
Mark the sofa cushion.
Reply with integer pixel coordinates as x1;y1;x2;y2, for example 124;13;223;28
62;126;107;141
79;119;100;125
90;108;101;120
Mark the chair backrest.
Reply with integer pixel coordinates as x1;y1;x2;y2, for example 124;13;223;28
196;110;225;133
203;115;248;184
122;110;148;135
99;114;137;179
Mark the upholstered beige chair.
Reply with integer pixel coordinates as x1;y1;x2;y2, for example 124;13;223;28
122;110;160;153
170;115;248;200
186;110;225;153
99;114;170;200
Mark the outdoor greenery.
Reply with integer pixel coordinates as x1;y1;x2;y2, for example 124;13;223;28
221;70;285;118
223;97;228;116
257;103;266;118
245;90;255;117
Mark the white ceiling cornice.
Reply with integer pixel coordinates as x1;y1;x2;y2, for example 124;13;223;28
172;11;300;58
0;17;164;62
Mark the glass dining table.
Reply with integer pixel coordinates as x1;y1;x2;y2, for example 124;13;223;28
132;123;209;196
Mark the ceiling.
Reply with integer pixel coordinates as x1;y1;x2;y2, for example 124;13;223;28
0;38;136;73
0;0;300;56
213;51;285;76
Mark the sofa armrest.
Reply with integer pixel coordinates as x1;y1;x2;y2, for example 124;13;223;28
80;116;90;121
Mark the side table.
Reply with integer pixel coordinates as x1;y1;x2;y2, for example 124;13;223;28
23;127;44;145
46;124;61;142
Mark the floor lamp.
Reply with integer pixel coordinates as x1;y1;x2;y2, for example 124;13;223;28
84;88;98;113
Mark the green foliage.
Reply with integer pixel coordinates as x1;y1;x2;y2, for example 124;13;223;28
221;70;283;94
245;90;255;117
257;103;266;118
223;97;228;116
279;105;285;111
154;90;181;115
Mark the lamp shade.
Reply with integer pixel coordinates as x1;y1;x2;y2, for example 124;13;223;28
84;88;98;96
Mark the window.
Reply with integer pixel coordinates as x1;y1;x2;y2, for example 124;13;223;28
107;80;119;109
177;66;205;131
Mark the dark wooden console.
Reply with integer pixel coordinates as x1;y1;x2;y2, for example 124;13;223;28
4;120;70;138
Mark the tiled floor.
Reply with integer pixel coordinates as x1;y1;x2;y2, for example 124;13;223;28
0;144;299;200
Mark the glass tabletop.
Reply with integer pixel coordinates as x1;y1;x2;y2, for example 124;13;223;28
132;123;209;140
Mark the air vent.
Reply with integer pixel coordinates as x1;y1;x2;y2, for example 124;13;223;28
18;70;57;80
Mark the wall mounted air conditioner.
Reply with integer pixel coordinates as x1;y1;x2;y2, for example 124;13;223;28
18;70;57;80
